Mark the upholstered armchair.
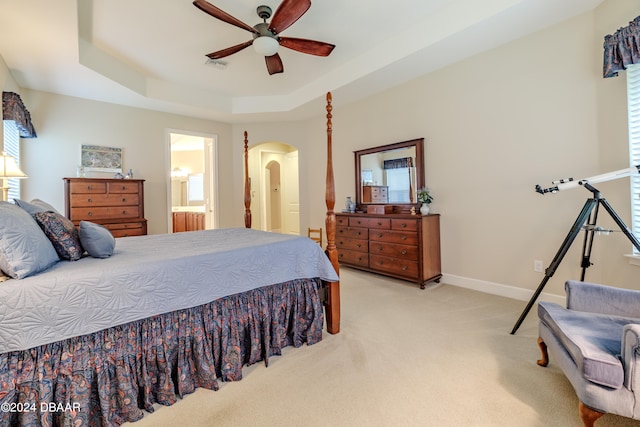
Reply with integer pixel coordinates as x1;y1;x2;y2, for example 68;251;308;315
537;280;640;426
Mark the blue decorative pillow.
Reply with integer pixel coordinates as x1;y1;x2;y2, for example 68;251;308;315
78;221;115;258
0;202;59;278
33;211;84;261
14;198;58;214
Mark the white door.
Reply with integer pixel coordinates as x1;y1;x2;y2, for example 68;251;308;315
282;151;300;235
204;138;218;229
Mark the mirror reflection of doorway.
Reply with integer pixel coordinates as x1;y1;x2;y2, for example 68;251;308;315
248;142;299;235
168;131;218;233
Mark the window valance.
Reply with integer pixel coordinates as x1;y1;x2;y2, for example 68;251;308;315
2;92;37;138
603;16;640;78
383;157;413;169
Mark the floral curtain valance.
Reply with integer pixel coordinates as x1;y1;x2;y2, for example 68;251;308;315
2;92;37;138
603;16;640;78
383;157;413;169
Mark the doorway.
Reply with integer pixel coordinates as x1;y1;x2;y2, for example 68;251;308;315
167;130;218;232
248;142;299;235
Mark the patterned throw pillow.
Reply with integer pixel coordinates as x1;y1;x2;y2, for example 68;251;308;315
33;211;84;261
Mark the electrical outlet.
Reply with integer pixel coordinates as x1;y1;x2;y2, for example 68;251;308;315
534;260;544;273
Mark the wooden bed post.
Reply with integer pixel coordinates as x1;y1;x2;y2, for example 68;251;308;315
325;92;341;334
243;131;251;229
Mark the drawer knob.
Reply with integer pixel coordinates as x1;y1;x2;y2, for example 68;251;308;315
401;235;407;240
377;233;382;238
377;222;382;226
121;186;126;190
122;198;126;202
402;265;408;271
87;185;92;190
87;198;92;202
401;223;407;228
357;244;361;248
377;247;382;252
122;210;127;214
401;250;407;255
87;212;93;216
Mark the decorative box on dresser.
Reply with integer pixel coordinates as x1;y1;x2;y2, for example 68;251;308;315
64;178;147;237
336;212;441;289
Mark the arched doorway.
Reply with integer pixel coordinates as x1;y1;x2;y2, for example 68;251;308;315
248;142;299;235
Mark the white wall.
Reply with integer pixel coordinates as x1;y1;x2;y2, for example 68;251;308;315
18;90;233;234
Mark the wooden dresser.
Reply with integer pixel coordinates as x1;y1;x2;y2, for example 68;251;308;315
362;185;389;203
64;178;147;237
336;212;441;289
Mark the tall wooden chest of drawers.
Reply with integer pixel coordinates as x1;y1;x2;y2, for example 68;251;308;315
336;212;441;289
64;178;148;237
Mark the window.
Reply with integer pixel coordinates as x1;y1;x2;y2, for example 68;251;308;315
3;120;21;202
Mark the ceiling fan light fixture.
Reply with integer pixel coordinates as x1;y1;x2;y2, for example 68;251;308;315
253;36;279;56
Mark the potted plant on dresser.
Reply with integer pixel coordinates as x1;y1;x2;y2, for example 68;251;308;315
417;187;433;215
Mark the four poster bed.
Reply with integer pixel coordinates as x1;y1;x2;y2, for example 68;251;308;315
0;93;340;426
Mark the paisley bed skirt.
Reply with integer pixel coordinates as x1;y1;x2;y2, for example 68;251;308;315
0;278;324;426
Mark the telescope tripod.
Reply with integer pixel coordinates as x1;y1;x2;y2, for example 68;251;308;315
510;183;640;335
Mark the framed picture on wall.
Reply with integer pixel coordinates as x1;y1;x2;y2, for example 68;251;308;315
81;144;123;173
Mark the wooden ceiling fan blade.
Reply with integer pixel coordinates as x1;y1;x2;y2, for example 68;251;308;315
206;40;253;59
279;37;335;56
268;0;311;34
193;0;258;34
265;54;284;75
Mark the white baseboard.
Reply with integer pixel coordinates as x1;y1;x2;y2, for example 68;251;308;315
442;273;565;306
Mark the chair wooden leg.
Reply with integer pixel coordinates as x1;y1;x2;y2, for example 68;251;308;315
579;402;604;427
537;337;549;367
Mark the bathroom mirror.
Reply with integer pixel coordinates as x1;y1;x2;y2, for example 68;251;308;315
354;138;424;209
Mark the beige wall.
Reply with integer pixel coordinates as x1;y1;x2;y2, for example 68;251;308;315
2;0;638;301
232;0;640;300
18;90;233;234
593;0;640;288
0;55;20;143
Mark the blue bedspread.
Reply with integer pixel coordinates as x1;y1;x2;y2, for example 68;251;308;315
0;228;338;354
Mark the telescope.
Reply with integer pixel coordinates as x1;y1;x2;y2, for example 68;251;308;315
511;164;640;335
535;165;640;194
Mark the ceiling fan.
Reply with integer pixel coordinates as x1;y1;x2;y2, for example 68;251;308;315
193;0;335;75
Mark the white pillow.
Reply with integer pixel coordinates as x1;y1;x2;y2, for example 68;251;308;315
0;202;59;278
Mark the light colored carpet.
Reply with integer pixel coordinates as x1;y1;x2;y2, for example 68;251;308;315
125;268;640;427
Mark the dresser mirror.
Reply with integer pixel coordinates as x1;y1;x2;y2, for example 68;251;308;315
354;138;424;209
